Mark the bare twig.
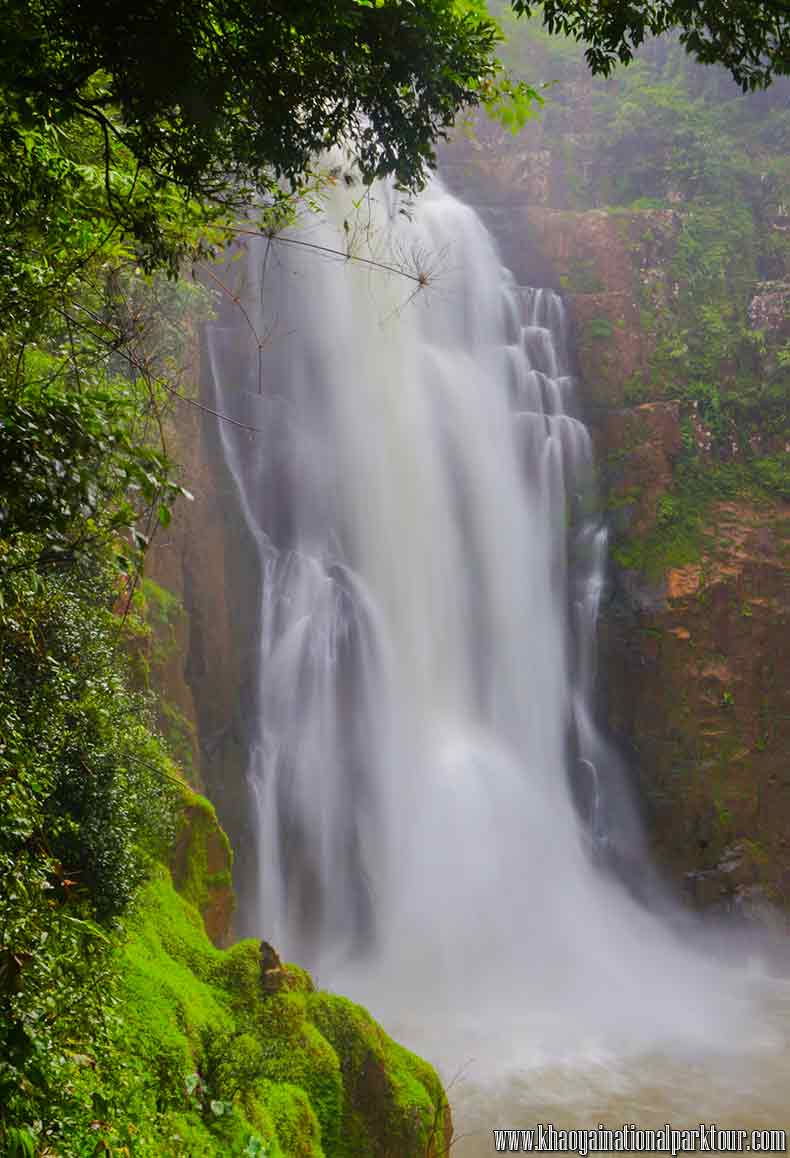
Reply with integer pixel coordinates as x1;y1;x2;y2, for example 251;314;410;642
56;306;266;434
203;221;426;285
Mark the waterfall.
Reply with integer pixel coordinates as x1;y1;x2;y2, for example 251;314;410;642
204;169;770;1077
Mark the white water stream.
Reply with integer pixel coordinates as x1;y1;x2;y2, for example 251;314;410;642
204;170;790;1145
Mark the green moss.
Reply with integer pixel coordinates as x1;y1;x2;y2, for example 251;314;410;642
742;839;770;867
613;501;703;577
126;577;185;683
112;872;323;1153
585;317;615;341
606;485;643;511
259;1081;324;1157
220;938;268;1008
257;994;344;1152
160;698;198;775
120;882;227;1088
170;784;235;936
563;257;604;294
308;993;450;1158
107;872;263;1155
88;861;449;1156
611;456;782;580
623;372;651;405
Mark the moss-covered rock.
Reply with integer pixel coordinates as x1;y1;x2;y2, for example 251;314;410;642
111;832;452;1157
599;402;683;541
308;993;451;1158
170;783;236;947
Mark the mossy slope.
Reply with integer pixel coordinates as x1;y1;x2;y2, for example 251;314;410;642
169;783;236;947
107;843;450;1157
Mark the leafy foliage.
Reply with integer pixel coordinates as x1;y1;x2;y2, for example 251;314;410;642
511;0;790;89
0;0;506;200
499;17;789;504
0;86;204;1149
0;556;179;1148
0;375;186;574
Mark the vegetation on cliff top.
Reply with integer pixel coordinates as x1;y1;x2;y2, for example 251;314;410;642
496;15;789;575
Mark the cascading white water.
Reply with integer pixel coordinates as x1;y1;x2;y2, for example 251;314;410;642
204;169;784;1106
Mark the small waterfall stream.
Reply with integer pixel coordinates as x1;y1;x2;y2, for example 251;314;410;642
203;170;787;1137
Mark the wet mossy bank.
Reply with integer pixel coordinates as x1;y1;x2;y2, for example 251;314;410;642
113;787;452;1157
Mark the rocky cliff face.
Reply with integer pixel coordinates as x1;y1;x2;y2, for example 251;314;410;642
141;333;264;933
441;90;789;913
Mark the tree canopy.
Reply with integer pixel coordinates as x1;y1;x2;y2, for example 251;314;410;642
0;2;785;309
513;0;790;90
0;1;503;198
3;0;787;243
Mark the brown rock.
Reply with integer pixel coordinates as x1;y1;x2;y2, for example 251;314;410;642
604;499;790;907
667;567;702;600
600;401;682;535
669;626;691;640
260;940;287;995
571;292;645;407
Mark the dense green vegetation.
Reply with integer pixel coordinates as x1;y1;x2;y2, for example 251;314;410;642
0;96;214;1149
0;559;180;1153
604;64;790;567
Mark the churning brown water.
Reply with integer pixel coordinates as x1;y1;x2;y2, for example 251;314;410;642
448;980;790;1155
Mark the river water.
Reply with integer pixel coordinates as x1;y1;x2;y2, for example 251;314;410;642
451;1011;790;1154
